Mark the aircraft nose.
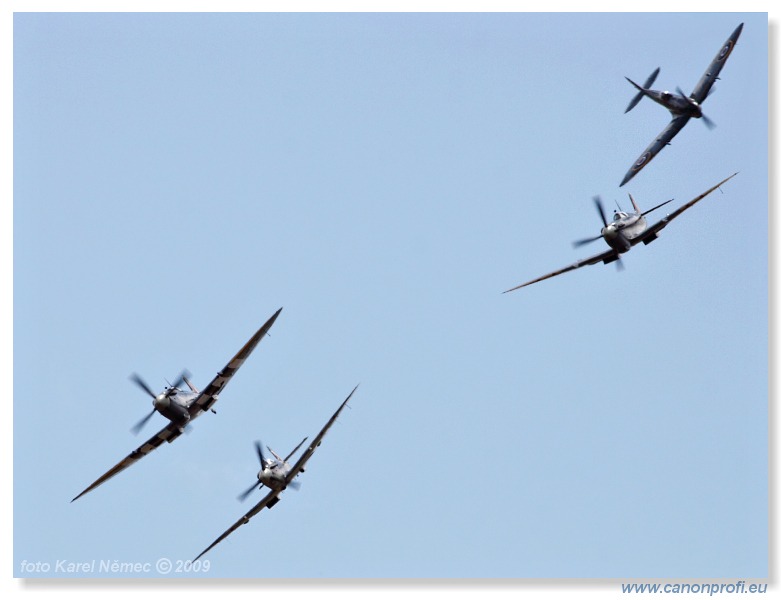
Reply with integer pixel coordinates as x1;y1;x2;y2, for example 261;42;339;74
153;394;170;411
602;225;618;241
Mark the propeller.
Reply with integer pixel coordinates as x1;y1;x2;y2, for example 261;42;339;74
130;373;156;399
675;86;690;101
165;370;189;396
238;441;268;501
593;195;608;228
572;234;603;248
128;370;189;435
237;480;263;502
255;441;267;467
129;373;158;434
700;113;717;130
572;196;608;247
131;408;157;435
676;86;716;129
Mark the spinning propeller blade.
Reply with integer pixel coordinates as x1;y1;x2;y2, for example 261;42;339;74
572;196;609;247
166;370;189;396
129;373;156;399
237;480;263;502
131;408;157;435
572;235;603;248
593;196;608;228
129;373;159;434
237;441;270;501
254;441;267;467
676;86;690;101
676;86;717;130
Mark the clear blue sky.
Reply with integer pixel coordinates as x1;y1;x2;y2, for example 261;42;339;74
13;11;767;579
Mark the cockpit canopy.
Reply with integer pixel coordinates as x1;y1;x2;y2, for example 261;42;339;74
613;211;628;221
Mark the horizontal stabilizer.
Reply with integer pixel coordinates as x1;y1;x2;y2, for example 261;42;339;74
624;68;660;113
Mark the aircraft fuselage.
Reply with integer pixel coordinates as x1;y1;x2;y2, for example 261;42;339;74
258;463;292;491
601;213;648;253
643;89;702;119
153;390;198;426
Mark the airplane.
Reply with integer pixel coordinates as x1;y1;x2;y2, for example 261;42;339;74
503;173;737;293
620;22;743;187
71;307;283;502
193;384;359;561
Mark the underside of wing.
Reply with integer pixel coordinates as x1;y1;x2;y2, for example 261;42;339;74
503;248;619;293
620;116;690;187
286;386;359;484
71;422;183;502
193;488;281;561
189;308;282;417
689;23;744;104
632;173;738;246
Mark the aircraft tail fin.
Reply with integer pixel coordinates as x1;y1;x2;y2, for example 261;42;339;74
628;193;640;214
624;67;660;113
183;375;199;393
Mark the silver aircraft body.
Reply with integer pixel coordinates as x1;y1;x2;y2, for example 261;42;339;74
71;307;283;502
193;385;359;561
503;173;737;293
620;23;743;187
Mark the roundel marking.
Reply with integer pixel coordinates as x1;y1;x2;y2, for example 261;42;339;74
633;152;650;171
718;40;734;61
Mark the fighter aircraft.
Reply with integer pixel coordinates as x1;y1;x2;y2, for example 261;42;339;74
71;307;283;502
620;22;743;187
503;173;737;293
193;385;359;561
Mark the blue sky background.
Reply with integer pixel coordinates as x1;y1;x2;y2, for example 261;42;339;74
12;11;767;579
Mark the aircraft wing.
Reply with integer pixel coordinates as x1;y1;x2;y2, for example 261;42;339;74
620;115;691;187
689;23;743;104
285;385;359;484
193;487;282;561
192;386;357;561
71;422;185;502
503;247;620;293
187;307;282;417
632;173;738;246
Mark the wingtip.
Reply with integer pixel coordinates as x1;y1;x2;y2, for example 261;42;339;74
502;284;526;294
264;307;283;326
